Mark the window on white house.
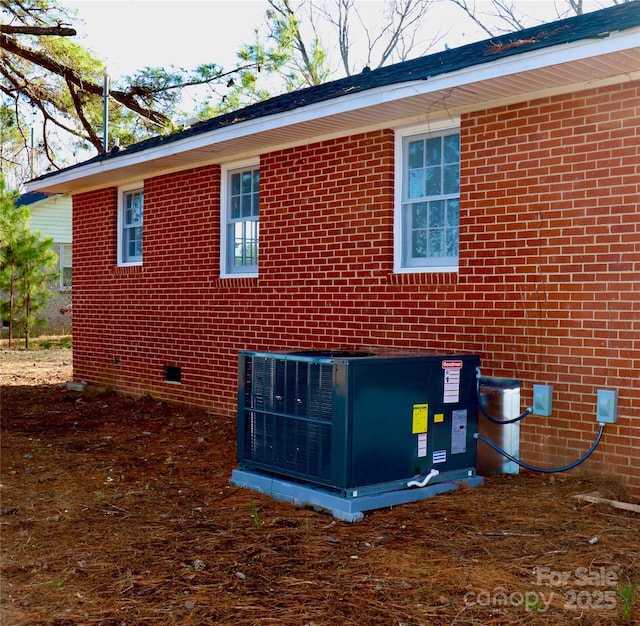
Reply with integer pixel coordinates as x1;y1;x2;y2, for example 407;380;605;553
396;123;460;272
118;185;143;265
221;161;259;276
60;244;72;289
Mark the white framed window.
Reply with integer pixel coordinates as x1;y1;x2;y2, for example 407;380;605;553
117;183;144;266
220;159;259;277
60;243;72;290
395;120;460;273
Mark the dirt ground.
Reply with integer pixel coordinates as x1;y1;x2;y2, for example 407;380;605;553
1;344;639;625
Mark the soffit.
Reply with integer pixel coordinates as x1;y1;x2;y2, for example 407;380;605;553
29;44;639;195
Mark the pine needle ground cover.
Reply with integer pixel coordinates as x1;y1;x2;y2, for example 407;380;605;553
1;349;638;625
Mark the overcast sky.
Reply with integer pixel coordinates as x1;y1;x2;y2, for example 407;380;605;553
59;0;271;78
59;0;613;85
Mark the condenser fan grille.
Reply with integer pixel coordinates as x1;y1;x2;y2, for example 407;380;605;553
243;356;334;481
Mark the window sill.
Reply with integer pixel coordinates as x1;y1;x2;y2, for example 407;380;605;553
394;262;458;274
113;264;143;275
220;271;258;279
388;271;459;285
214;275;259;289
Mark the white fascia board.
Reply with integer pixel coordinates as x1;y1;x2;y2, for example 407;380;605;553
26;26;639;193
369;26;640;107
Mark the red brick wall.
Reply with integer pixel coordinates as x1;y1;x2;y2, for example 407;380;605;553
462;81;639;491
73;81;639;494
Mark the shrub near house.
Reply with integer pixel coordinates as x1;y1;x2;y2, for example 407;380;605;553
1;188;62;346
8;192;73;336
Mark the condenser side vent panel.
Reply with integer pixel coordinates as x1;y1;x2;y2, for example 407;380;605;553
242;356;335;482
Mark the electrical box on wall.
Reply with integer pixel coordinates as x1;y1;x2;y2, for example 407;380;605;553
596;389;618;424
533;384;553;416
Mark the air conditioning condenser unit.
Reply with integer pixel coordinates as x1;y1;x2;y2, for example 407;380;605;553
231;349;483;521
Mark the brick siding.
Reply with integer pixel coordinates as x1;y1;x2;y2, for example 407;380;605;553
73;81;640;494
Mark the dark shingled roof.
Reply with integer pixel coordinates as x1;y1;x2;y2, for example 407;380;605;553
15;192;50;206
32;1;640;182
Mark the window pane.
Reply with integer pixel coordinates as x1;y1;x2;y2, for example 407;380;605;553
125;191;143;225
60;244;72;288
443;134;459;163
231;173;241;195
443;163;459;195
428;229;444;257
134;228;143;257
446;227;459;257
413;202;428;228
411;229;427;258
408;140;424;169
231;196;240;219
429;200;444;228
446;199;459;226
232;222;243;266
426;137;442;165
245;220;258;265
125;226;142;260
425;166;441;196
241;171;253;194
229;219;259;269
241;194;252;218
408;169;424;199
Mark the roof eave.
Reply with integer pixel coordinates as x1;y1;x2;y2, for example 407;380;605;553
26;25;640;195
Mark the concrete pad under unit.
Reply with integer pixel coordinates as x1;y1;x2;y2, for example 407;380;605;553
230;469;484;522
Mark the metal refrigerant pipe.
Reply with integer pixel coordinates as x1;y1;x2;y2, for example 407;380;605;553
476;367;532;424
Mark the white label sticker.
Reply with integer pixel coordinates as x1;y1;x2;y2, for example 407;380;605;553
433;449;447;464
451;409;467;454
443;367;460;403
417;433;427;458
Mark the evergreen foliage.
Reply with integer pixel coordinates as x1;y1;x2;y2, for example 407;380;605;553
0;179;59;348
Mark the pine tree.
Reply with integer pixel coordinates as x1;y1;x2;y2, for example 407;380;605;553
0;181;22;347
0;181;59;348
14;229;59;348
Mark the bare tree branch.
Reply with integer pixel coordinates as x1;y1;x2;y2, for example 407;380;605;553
1;32;169;126
444;0;604;36
65;77;103;152
337;0;353;77
376;0;432;68
267;0;325;85
316;0;438;75
566;0;584;13
0;24;76;36
445;0;500;37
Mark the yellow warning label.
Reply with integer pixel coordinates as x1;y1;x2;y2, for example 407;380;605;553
412;404;428;433
434;413;444;423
